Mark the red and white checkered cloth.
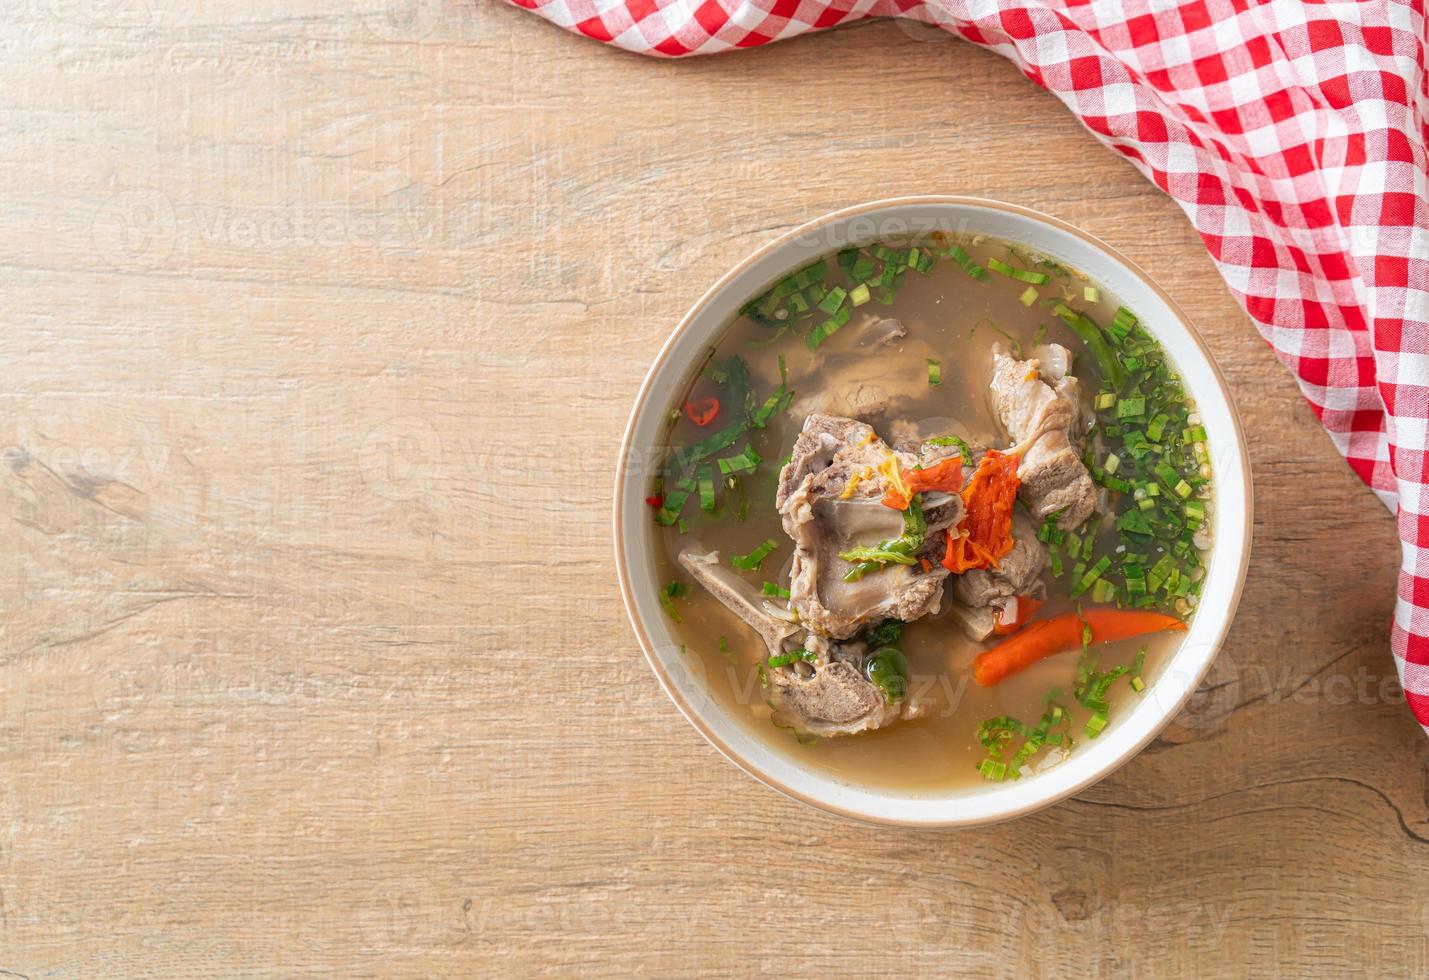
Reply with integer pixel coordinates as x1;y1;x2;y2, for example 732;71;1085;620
511;0;1429;733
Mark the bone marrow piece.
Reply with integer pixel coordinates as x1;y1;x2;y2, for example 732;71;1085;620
776;414;961;640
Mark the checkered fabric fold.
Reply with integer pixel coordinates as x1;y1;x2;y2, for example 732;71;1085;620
513;0;1429;735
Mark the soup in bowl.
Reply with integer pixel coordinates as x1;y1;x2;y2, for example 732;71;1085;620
614;197;1250;827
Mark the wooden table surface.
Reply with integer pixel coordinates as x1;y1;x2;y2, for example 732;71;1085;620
2;1;1425;976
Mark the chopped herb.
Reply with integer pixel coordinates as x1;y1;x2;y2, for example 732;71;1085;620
865;648;909;703
1053;303;1124;388
658;580;687;622
718;444;762;477
987;256;1050;284
761;581;791;599
741;259;827;326
698;463;717;512
925;434;974;462
863;619;904;647
767;648;814;668
730;538;779;571
927;358;942;386
949;244;988;280
839;496;926;580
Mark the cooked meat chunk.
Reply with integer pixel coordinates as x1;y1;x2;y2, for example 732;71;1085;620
776;414;958;640
789;380;896;420
887;417;1001;464
766;634;915;737
948;514;1048;641
861;317;907;347
677;548;800;657
951;514;1048;607
945;602;998;643
989;344;1096;529
784;326;941;420
775;415;880;508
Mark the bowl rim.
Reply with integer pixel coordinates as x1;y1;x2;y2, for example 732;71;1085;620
613;194;1253;828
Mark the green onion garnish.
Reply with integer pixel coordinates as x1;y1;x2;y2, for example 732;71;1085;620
730;538;778;571
718;444;762;477
658;580;686;622
1083;711;1109;738
949;244;988;280
927;358;941;386
698;463;716;512
987;256;1050;284
762;581;791;599
817;286;847;314
767;648;813;668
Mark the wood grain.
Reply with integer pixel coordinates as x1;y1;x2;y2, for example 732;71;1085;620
0;1;1424;976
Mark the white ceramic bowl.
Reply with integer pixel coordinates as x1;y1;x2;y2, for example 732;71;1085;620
614;196;1251;828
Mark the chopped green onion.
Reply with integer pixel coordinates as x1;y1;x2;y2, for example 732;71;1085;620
767;648;813;668
762;581;791;599
987;256;1050;284
978;758;1007;781
1084;710;1109;738
1072;555;1112;598
806;303;852;350
1116;397;1146;419
817;286;847;314
949;244;987;280
1020;285;1039;307
927;358;942;386
698;463;716;512
849;283;871;306
658;581;686;622
718;444;762;476
1095;392;1117;410
730;538;778;571
925;434;973;461
1054;303;1125;388
1084;286;1100;303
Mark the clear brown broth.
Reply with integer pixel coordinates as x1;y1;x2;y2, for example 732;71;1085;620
653;236;1200;790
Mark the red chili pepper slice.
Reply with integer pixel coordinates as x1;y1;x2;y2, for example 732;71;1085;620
684;396;720;427
646;495;664;508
